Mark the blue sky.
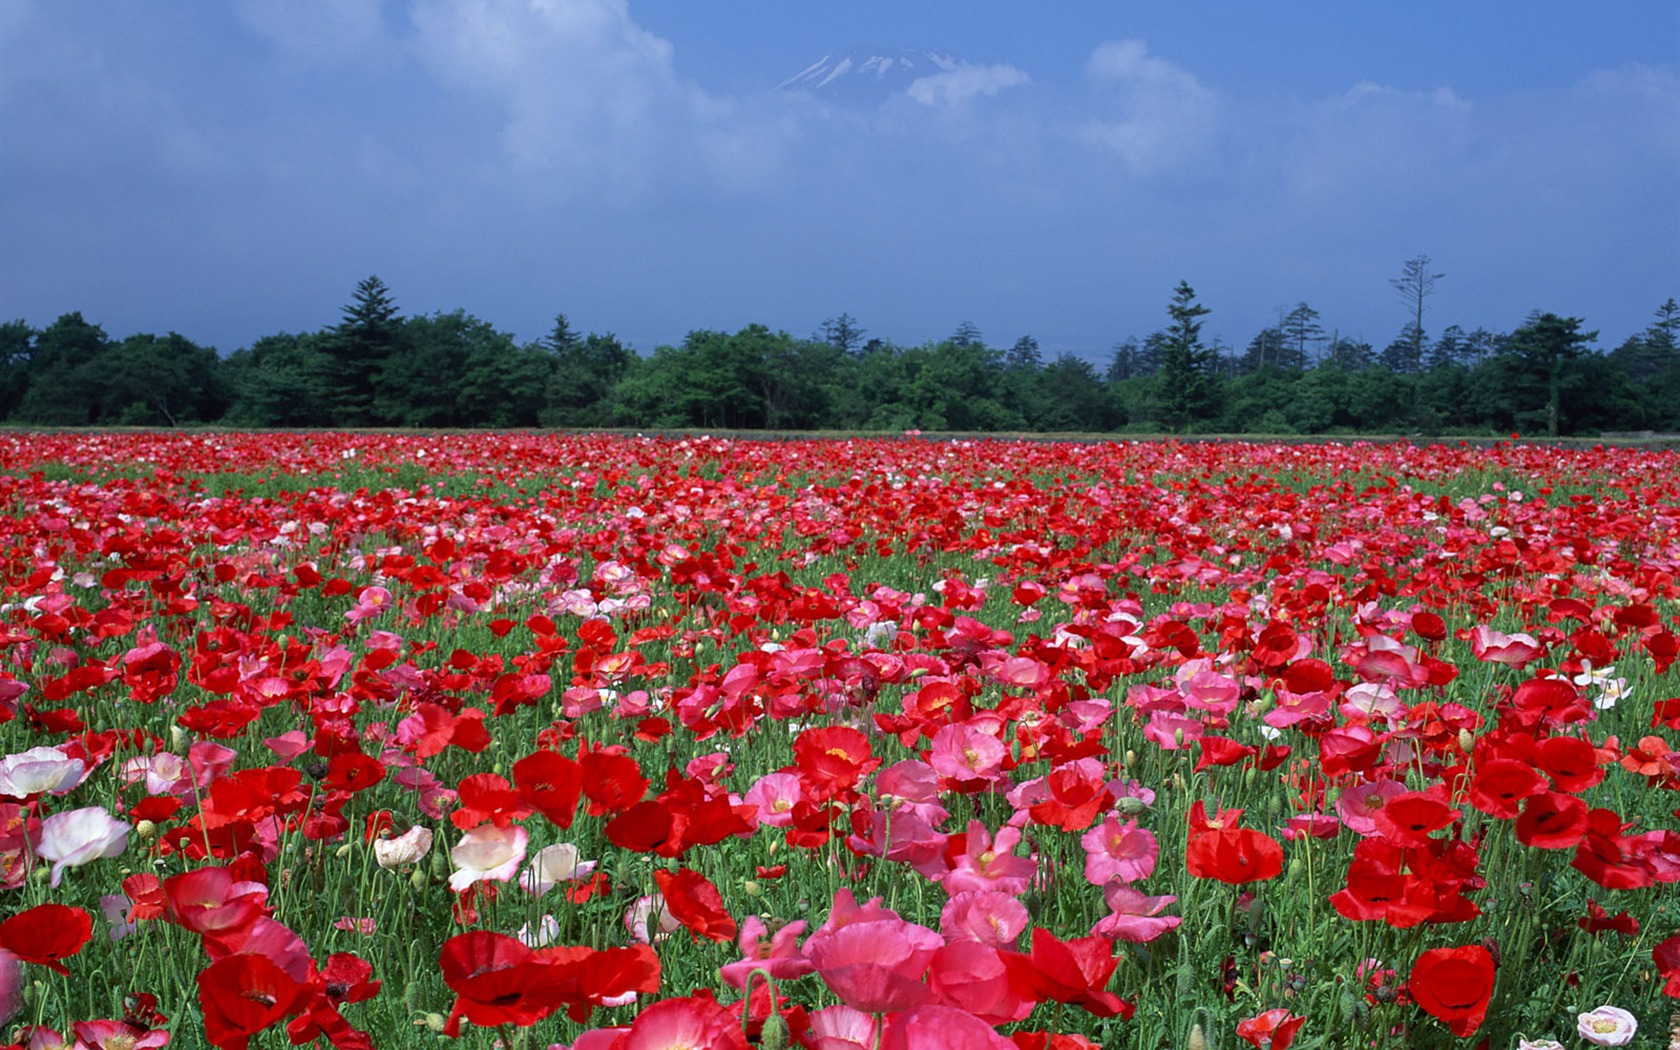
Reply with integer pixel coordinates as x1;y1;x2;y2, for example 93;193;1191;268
2;1;1676;361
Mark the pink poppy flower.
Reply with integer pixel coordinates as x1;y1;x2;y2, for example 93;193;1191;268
719;916;814;989
940;891;1028;950
1469;625;1544;668
928;723;1007;786
71;1020;171;1049
373;825;434;869
742;772;803;829
927;940;1034;1025
940;821;1037;896
805;911;942;1014
624;893;681;945
879;1003;1015;1050
1080;814;1159;886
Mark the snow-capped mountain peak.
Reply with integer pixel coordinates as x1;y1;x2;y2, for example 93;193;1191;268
777;47;986;106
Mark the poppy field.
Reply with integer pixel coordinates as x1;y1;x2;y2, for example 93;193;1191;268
0;431;1677;1050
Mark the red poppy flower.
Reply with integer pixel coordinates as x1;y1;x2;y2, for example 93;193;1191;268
513;748;582;829
1000;928;1133;1019
793;726;881;798
1411;611;1447;642
1514;791;1589;849
1534;734;1604;793
653;867;738;943
578;745;649;816
1577;899;1639;937
1251;622;1301;669
0;903;93;975
198;952;311;1050
450;773;533;830
323;751;385;794
1654;933;1680;997
164;867;267;936
1195;736;1259;773
1468;758;1545;819
1236;1008;1306;1050
439;931;567;1034
1571;807;1655;890
1371;788;1460;848
1510;677;1588;727
1186;826;1284;885
1407;945;1494;1037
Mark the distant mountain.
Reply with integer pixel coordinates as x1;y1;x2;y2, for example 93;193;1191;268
777;47;966;107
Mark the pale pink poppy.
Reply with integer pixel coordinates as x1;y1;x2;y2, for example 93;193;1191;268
1336;779;1407;836
447;824;527;892
36;806;128;887
808;1005;878;1050
1577;1005;1637;1046
120;752;191;797
1470;625;1544;668
520;842;596;897
623;893;681;945
1092;884;1181;943
373;825;434;869
0;745;85;798
1340;682;1406;724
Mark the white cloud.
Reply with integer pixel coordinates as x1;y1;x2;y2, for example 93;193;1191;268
906;62;1030;108
1078;39;1219;175
405;0;789;199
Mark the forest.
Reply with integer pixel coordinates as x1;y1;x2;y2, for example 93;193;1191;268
2;269;1676;437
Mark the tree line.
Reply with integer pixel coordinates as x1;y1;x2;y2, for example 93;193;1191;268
2;269;1676;436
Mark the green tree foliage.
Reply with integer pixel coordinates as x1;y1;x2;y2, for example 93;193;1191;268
1037;353;1124;431
1154;281;1222;432
0;320;34;420
5;285;1676;438
1278;303;1324;369
224;333;334;426
13;313;111;424
323;276;402;426
1390;254;1444;372
1610;298;1680;428
97;332;229;425
818;313;866;355
1503;312;1598;437
543;315;635;427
